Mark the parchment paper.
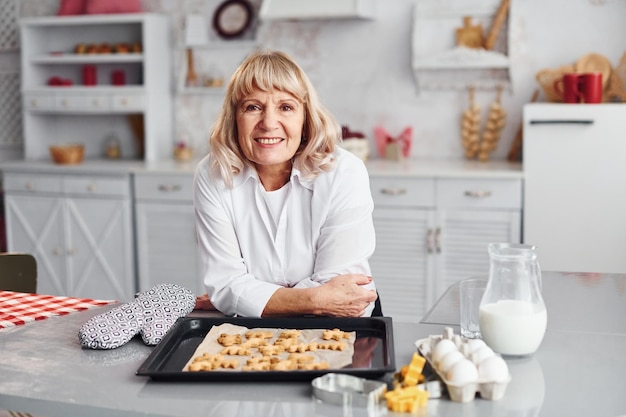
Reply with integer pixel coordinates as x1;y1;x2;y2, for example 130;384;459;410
183;323;355;372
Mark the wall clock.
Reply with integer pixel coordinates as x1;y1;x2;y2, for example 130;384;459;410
213;0;253;40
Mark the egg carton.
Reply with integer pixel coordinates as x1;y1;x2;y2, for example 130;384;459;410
414;328;511;403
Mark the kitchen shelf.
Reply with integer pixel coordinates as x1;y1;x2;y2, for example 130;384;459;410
179;86;225;95
177;43;257;95
259;0;375;20
411;0;511;92
31;53;144;64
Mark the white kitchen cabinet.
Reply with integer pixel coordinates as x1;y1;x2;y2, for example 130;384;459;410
3;171;135;301
20;13;172;162
133;172;203;295
369;174;521;323
523;103;626;273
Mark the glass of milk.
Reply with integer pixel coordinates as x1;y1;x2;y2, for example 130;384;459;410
479;243;547;356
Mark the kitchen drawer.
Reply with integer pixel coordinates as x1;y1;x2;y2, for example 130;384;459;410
24;94;55;111
64;176;130;198
84;95;111;111
134;174;194;202
436;178;522;209
370;177;435;208
3;173;63;194
56;94;87;111
111;94;145;111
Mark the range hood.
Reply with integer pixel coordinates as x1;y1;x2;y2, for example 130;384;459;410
259;0;375;20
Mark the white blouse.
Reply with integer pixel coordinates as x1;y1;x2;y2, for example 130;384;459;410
193;147;376;317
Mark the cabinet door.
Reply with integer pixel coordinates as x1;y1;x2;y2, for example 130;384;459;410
65;197;135;301
135;202;203;295
370;207;435;323
436;209;521;299
524;104;626;273
4;194;67;295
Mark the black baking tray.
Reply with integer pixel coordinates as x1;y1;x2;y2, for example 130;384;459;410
136;316;395;382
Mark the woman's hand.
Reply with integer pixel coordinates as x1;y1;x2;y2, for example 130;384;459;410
194;293;216;311
314;274;377;317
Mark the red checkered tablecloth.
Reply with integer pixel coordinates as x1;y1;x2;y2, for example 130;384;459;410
0;290;116;329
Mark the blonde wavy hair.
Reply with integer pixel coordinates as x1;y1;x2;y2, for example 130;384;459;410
209;49;341;187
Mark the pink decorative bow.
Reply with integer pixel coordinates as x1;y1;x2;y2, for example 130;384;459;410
373;126;413;158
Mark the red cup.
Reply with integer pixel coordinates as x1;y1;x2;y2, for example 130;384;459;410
111;70;126;86
82;65;97;86
553;73;581;103
579;72;603;104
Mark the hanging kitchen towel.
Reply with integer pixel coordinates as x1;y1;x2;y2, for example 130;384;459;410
78;283;196;349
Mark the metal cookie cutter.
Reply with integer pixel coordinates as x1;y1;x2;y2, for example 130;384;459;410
312;373;387;408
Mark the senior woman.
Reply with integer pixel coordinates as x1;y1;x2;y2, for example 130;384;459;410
193;49;379;318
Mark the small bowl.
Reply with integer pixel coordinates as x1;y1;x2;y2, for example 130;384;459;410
49;144;84;165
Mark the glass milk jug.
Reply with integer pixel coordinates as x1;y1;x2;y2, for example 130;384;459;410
479;243;547;356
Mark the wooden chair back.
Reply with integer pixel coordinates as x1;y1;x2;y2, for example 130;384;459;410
0;253;37;293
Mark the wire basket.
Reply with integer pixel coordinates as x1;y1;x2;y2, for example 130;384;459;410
535;64;575;102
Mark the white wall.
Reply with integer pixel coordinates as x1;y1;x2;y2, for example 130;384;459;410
14;0;626;162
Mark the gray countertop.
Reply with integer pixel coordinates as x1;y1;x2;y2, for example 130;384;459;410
1;271;624;417
0;158;523;179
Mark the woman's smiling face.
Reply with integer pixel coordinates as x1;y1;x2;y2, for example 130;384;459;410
236;87;305;171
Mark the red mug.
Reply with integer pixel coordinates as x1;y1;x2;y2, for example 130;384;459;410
111;70;126;86
82;65;97;86
579;72;603;104
553;73;581;103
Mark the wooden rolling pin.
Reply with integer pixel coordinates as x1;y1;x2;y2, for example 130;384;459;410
484;0;510;50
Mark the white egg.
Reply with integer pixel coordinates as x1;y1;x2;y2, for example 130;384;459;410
466;338;487;353
438;350;465;374
445;359;478;385
432;339;458;365
471;345;495;365
478;356;509;382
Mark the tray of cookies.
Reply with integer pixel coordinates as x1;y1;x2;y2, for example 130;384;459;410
136;316;395;381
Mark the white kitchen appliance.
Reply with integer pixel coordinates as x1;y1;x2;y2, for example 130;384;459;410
523;103;626;273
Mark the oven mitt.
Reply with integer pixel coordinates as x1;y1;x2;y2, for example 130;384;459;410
78;302;145;350
136;283;196;345
78;283;195;349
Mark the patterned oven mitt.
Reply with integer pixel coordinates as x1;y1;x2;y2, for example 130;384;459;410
136;283;196;345
78;283;196;349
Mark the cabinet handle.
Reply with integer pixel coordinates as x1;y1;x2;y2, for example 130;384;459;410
31;99;39;108
25;182;34;191
61;99;68;106
529;119;594;125
93;98;100;107
53;247;63;256
87;183;97;192
434;227;442;253
380;188;407;196
158;184;182;192
464;190;492;198
120;98;128;106
426;228;434;254
67;248;76;255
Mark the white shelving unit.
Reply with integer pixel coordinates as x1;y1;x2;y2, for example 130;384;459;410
20;13;172;162
411;0;511;91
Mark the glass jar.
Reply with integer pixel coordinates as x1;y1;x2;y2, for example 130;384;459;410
104;134;121;159
479;243;547;356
